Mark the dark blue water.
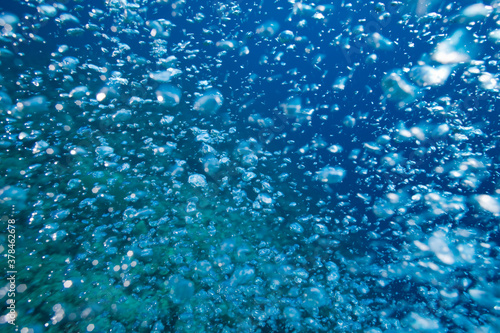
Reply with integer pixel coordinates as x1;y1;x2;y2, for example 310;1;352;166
1;0;500;332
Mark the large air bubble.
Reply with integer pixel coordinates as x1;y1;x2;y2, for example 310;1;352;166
193;90;224;114
156;84;181;107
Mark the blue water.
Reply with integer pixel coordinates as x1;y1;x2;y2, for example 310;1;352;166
1;0;500;332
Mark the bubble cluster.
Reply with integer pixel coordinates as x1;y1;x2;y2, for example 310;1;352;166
1;0;500;332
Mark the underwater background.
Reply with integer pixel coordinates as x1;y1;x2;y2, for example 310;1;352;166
1;0;500;332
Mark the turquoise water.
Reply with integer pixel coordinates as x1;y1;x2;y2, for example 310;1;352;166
1;0;500;332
